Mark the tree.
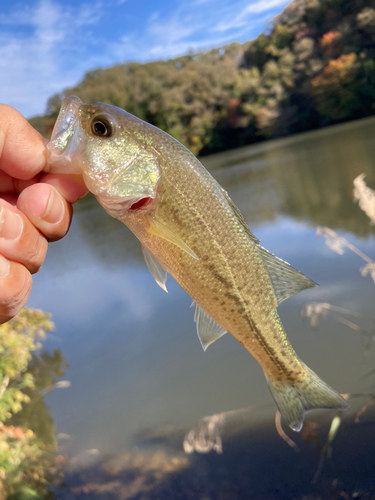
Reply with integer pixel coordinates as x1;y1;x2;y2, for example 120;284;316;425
0;309;66;499
310;53;361;120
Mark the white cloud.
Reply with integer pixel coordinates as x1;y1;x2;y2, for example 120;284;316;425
148;16;199;47
111;27;248;62
29;263;162;326
0;0;106;117
214;0;290;32
144;13;244;59
0;0;290;118
112;0;285;62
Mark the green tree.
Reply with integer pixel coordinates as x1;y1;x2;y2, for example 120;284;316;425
0;309;66;500
30;0;375;154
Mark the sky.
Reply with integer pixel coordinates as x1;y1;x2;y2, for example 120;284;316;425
0;0;290;118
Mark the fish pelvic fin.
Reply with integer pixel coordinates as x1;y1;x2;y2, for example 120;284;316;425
265;364;349;432
141;244;168;292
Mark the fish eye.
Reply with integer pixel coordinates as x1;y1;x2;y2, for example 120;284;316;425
91;116;114;137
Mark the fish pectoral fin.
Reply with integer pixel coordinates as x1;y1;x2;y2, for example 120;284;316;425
147;216;198;260
258;246;318;305
141;245;168;292
192;303;227;351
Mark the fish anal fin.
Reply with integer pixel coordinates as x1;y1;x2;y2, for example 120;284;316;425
141;245;168;292
147;216;198;260
265;363;349;432
193;303;227;351
258;246;317;305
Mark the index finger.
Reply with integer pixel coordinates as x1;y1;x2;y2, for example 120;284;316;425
0;104;48;180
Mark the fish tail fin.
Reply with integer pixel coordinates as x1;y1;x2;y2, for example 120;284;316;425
265;364;349;432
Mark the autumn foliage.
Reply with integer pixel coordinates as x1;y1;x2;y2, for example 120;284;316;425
311;53;360;119
319;31;340;48
30;0;375;155
0;309;66;499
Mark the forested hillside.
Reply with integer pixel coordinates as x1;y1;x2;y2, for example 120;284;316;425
30;0;375;155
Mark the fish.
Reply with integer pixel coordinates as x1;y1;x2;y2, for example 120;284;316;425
45;95;349;431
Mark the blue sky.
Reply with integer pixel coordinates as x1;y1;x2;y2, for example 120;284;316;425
0;0;290;118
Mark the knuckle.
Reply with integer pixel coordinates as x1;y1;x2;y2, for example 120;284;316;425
0;265;32;322
24;236;48;274
0;209;49;274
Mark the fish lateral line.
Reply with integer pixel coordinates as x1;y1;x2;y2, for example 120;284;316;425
46;95;349;432
239;313;294;377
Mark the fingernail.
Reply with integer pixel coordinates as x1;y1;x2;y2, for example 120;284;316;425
42;189;64;224
0;254;10;278
0;203;23;241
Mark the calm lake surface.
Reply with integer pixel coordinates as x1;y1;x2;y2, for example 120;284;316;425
29;117;375;499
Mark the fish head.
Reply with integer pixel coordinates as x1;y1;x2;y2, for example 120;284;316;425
46;95;160;213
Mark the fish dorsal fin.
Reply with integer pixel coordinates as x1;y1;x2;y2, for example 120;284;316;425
258;246;318;305
141;245;168;292
147;216;199;260
193;303;227;351
219;187;260;244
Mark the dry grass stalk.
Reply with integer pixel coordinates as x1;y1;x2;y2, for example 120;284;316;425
317;227;375;283
183;413;226;454
353;174;375;224
302;302;375;341
275;411;299;452
354;395;375;423
183;406;253;455
312;414;344;484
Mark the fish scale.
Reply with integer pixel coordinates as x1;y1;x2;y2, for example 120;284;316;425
46;95;349;432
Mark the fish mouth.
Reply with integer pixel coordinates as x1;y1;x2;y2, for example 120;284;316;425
46;95;83;174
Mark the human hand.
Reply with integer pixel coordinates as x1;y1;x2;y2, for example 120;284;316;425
0;104;88;324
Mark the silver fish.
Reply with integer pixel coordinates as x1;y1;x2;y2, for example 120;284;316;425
46;96;349;431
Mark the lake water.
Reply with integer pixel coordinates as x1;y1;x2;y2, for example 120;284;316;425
28;117;375;499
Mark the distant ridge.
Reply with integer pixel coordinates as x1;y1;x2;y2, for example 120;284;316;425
30;0;375;156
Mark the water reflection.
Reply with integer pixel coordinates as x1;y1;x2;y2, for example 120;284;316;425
183;411;227;454
2;331;69;497
26;118;375;498
204;117;375;236
10;348;68;450
302;301;375;343
64;448;189;499
353;174;375;224
64;119;375;274
58;399;375;500
73;194;143;268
